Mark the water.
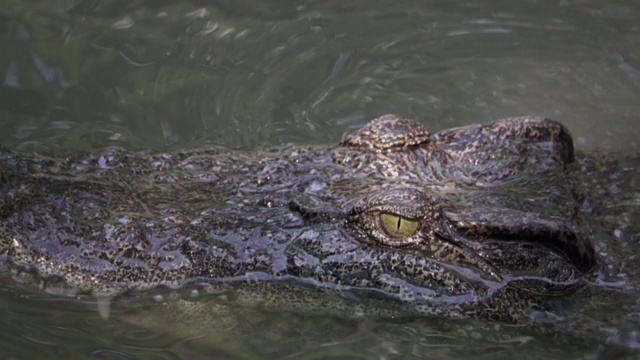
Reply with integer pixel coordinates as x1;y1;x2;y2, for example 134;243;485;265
1;0;640;358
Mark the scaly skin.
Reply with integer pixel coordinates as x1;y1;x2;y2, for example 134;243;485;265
0;115;595;322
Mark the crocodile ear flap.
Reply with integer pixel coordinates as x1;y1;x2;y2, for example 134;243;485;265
442;209;596;272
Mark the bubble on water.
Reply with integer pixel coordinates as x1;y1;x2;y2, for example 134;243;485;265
97;156;108;168
306;181;326;193
608;184;622;194
614;228;623;239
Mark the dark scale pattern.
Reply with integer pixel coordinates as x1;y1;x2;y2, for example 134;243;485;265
0;115;597;322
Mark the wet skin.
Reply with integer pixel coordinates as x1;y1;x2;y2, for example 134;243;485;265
0;115;596;322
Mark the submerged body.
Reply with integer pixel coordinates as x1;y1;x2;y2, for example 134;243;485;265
0;115;597;322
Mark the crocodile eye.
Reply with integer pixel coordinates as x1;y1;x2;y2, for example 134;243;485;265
379;213;420;238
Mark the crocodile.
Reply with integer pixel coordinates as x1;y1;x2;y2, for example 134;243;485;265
0;115;597;322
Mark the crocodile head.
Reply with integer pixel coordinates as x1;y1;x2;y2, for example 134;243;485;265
0;115;595;322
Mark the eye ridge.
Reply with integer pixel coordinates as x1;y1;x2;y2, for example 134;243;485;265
379;212;420;238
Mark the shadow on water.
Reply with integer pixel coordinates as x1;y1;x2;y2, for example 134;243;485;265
1;0;640;359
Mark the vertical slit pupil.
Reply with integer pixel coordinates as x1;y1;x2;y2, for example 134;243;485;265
396;216;401;231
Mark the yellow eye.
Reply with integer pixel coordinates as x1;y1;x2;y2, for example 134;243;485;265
379;213;420;238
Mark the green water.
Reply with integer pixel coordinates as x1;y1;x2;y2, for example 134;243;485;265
1;0;639;359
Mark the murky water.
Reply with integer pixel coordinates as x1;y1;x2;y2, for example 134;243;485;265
1;0;640;359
